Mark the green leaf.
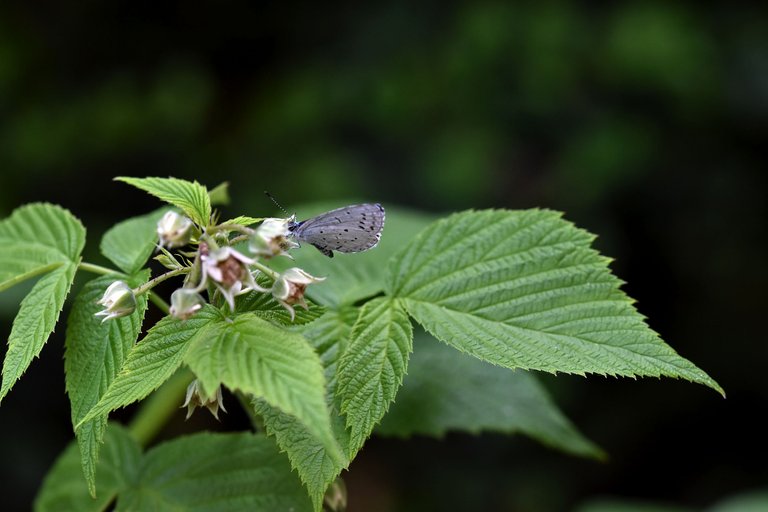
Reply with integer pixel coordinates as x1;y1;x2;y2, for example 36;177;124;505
115;176;211;227
34;424;141;512
336;297;413;454
388;209;723;395
252;307;358;511
64;273;149;496
270;204;434;308
78;306;222;426
0;204;86;401
118;432;312;512
184;313;344;465
377;332;604;458
235;286;324;326
1;264;78;401
221;215;264;226
207;181;230;205
100;209;168;274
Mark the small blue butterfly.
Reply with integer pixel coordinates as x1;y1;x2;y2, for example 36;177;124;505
288;204;385;258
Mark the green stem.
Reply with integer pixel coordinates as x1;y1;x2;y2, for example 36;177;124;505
251;260;280;280
128;368;193;447
78;261;118;276
133;267;189;296
235;391;264;432
149;291;171;314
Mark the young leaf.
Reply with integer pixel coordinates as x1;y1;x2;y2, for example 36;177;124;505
115;176;211;227
252;308;359;511
336;297;413;454
207;181;230;205
0;204;85;401
377;333;604;459
388;209;723;395
34;424;141;512
78;306;222;426
64;273;149;496
119;432;312;511
221;215;264;226
184;313;345;466
100;209;168;274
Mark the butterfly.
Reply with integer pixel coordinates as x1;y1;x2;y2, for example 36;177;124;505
288;203;385;258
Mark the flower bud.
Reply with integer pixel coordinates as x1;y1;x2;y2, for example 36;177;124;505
94;281;136;322
157;211;193;248
249;217;299;258
170;288;206;320
182;379;227;420
272;267;325;321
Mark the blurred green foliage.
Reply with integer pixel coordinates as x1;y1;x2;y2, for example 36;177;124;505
1;1;766;511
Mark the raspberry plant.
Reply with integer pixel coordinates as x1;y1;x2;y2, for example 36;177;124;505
0;177;722;511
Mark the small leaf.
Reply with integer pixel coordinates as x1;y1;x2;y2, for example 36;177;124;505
101;209;168;274
118;432;312;511
64;273;149;496
336;297;413;454
0;203;86;262
34;424;141;512
253;308;358;511
78;306;222;426
377;333;604;458
388;209;723;395
207;181;230;205
184;314;345;466
221;215;264;226
115;176;211;227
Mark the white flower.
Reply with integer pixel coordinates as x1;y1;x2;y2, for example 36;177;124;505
157;211;194;248
94;281;136;322
201;247;258;310
182;379;226;420
248;217;299;258
170;288;206;320
272;267;325;321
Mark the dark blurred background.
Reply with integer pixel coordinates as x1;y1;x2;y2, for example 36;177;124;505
1;1;766;511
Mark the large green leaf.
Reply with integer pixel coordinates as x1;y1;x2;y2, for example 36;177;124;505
100;209;168;274
184;313;344;465
64;273;149;496
35;424;141;512
252;307;358;511
377;333;603;458
118;432;312;511
0;204;85;401
115;176;211;227
336;297;413;454
388;209;723;395
35;427;312;512
78;306;222;426
270;204;434;308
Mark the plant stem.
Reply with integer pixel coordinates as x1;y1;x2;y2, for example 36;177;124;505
128;368;193;447
235;391;264;432
149;291;171;314
133;267;189;296
251;260;280;280
78;261;118;276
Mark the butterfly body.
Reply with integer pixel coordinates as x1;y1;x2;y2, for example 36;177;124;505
289;203;385;257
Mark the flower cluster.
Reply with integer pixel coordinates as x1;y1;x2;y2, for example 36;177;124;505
95;212;324;324
93;211;327;419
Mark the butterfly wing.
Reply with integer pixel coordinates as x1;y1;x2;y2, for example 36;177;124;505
292;203;385;257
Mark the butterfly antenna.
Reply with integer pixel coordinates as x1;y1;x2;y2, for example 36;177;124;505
264;191;289;215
